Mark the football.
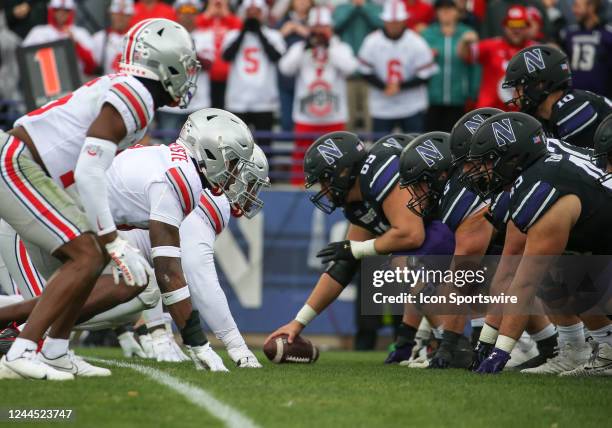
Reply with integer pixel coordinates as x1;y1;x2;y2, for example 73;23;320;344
263;334;319;364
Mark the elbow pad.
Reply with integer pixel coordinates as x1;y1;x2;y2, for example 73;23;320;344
74;137;117;235
325;259;359;288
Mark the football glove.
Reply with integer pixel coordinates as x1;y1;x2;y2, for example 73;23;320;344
150;329;188;362
384;341;415;364
470;341;494;371
117;331;146;358
185;343;229;372
316;240;355;264
105;236;153;287
475;348;511;374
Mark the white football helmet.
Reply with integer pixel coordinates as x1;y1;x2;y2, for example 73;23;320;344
177;108;255;202
120;18;200;108
232;144;270;218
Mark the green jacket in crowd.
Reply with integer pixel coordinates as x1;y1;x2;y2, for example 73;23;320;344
333;2;383;55
421;23;481;107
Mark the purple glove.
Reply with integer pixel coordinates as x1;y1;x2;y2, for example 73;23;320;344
475;348;511;374
384;342;414;364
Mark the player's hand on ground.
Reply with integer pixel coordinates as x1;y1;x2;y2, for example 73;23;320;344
137;332;156;358
117;331;147;358
384;341;415;364
186;343;229;372
429;348;452;369
475;348;510;374
228;347;263;368
316;240;355;264
150;328;188;362
265;320;304;345
105;236;153;286
470;341;494;371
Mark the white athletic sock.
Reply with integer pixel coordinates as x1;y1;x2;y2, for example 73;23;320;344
530;323;557;342
589;325;612;346
479;323;498;344
557;322;585;348
6;337;37;361
41;337;69;359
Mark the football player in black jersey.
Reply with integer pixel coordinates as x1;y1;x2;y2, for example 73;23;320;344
593;113;612;176
264;132;456;351
503;44;612;148
398;131;491;368
464;112;612;375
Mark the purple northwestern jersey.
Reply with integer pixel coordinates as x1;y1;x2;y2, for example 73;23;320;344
559;23;612;97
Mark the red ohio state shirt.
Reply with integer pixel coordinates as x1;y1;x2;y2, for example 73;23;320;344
469;37;535;110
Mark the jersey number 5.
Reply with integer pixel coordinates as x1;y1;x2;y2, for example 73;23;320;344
244;47;260;74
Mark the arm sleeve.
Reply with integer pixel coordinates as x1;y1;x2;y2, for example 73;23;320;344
329;41;359;76
74;137;118;235
278;41;305;76
221;29;244;62
411;36;438;79
510;181;560;233
148;181;185;228
257;29;286;62
361;73;386;89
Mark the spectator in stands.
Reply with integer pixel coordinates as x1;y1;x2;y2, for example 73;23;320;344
4;0;48;39
198;0;242;108
277;0;313;132
334;0;382;131
404;0;435;31
23;0;97;76
482;0;550;38
131;0;176;26
458;5;536;110
422;0;480;131
222;0;285;151
0;13;22;129
359;0;437;133
279;7;358;185
559;0;612;97
455;0;481;31
157;0;215;136
92;0;135;75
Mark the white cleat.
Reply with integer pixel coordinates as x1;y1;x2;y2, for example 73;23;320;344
0;357;23;379
507;334;539;368
39;351;111;377
521;342;590;375
228;347;262;368
1;352;74;380
560;342;612;377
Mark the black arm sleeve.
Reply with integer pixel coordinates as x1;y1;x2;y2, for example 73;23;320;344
257;29;283;63
400;77;429;89
361;73;386;90
222;30;246;62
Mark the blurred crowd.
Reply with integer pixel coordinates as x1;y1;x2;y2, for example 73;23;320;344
1;0;611;183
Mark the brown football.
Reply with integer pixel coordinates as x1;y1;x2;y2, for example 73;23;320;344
263;334;319;364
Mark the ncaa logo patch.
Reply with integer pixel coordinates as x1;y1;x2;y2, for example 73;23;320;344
317;139;343;165
523;48;546;73
491;119;517;147
416;140;444;167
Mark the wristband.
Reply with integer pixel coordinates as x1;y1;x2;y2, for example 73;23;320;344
161;286;191;305
350;239;378;259
495;335;517;353
295;304;317;326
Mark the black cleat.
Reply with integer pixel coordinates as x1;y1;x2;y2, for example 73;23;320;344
0;323;19;356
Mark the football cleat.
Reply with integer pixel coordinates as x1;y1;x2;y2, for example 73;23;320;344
470;341;494;371
384;341;415;364
521;342;590;375
475;348;511;374
0;323;19;356
39;351;111;377
559;342;612;377
1;352;74;380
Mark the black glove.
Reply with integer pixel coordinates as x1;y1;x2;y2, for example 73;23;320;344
243;17;260;32
316;240;355;264
470;341;494;371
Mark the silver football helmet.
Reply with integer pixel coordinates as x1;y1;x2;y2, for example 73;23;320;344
232;144;270;218
120;18;200;108
177;108;255;202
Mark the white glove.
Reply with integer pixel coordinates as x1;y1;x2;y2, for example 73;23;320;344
169;334;190;362
105;236;153;286
185;343;229;372
228;347;263;368
117;331;146;358
150;329;189;362
137;333;156;359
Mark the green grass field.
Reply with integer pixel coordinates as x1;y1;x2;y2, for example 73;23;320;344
1;347;610;428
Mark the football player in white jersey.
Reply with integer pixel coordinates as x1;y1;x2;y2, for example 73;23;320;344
0;18;200;380
0;141;267;370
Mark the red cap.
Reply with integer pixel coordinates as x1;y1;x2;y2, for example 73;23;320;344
503;5;529;28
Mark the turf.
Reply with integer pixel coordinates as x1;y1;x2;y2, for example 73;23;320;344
1;348;610;428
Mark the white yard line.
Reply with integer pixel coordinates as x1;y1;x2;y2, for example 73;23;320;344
87;357;260;428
